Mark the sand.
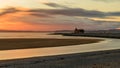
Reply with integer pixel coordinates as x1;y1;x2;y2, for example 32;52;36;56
0;38;101;50
1;38;119;68
0;49;120;68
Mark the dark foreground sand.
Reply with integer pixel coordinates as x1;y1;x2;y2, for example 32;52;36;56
0;49;120;68
0;38;101;50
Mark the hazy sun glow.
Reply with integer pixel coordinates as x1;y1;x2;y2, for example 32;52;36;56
91;17;120;22
0;22;33;31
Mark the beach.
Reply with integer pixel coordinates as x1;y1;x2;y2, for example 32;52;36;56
0;33;120;68
0;38;101;50
0;0;119;67
0;49;120;68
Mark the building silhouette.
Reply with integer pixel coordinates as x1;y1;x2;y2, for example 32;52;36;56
74;28;84;34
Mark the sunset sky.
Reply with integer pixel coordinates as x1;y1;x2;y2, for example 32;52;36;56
0;0;120;31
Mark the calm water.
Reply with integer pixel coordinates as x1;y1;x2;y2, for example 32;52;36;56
0;32;120;60
0;32;61;38
0;32;89;39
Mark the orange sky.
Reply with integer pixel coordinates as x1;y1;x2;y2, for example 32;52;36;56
0;0;120;31
0;22;73;31
0;8;74;31
0;12;73;31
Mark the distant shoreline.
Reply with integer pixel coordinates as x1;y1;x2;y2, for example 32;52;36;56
53;33;120;39
0;38;102;50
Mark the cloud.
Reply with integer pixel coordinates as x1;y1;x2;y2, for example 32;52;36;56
19;3;119;18
0;7;50;18
0;5;120;18
109;12;120;16
44;3;69;8
0;6;120;30
28;8;104;17
7;13;120;30
0;7;21;16
28;8;120;18
1;9;120;30
31;13;50;17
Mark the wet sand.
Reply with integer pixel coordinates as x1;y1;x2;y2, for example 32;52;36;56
0;49;120;68
0;38;101;50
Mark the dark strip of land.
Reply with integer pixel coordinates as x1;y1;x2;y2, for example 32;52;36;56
61;33;120;39
0;38;101;50
0;49;120;68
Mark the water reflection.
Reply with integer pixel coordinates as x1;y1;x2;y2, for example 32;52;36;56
0;32;120;60
0;38;120;60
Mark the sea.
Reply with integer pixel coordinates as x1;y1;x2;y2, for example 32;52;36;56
0;32;120;60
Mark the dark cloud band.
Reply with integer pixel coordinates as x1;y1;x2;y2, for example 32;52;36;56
0;7;120;18
28;8;120;18
0;8;19;16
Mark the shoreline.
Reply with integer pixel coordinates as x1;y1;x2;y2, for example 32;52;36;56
0;49;120;68
53;33;120;39
0;38;102;50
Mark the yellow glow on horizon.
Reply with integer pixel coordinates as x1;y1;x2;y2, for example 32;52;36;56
90;17;120;22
